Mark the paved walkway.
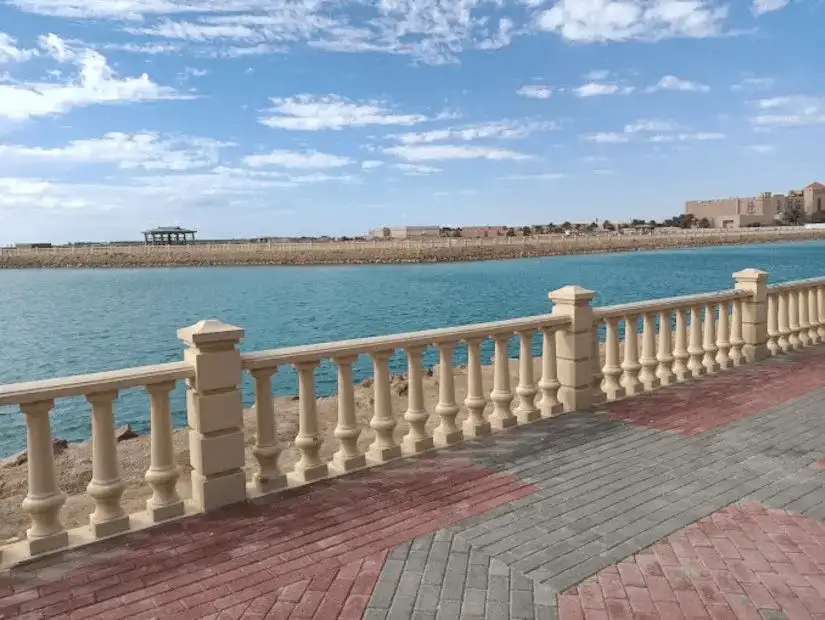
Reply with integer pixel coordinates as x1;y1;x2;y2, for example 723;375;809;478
5;347;825;619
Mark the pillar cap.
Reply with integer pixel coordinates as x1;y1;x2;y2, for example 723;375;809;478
178;319;245;346
732;268;769;283
548;285;596;304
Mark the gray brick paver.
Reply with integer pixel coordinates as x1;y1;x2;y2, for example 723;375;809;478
365;375;825;618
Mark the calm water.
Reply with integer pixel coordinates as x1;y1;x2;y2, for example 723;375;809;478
1;240;824;456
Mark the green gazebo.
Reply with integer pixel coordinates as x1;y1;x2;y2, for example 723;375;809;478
142;227;197;245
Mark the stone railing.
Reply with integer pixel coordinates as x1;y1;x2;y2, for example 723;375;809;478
0;268;823;567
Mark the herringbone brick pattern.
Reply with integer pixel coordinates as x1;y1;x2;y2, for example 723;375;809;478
559;501;825;619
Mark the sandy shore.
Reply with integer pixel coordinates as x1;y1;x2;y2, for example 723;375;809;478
0;360;538;543
2;230;824;269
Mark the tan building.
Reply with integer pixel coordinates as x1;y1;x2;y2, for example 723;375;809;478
368;226;441;240
462;226;507;238
685;182;825;228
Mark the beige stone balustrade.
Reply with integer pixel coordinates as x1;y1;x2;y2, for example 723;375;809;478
592;283;752;403
2;268;825;568
0;361;193;565
765;277;825;357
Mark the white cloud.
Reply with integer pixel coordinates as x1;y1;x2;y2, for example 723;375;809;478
500;173;565;180
644;75;710;93
242;150;353;169
260;94;428;131
731;77;775;91
517;84;552;99
537;0;728;43
749;144;775;153
8;0;524;65
385;144;533;162
584;132;630;143
750;96;825;127
646;132;724;141
753;0;788;14
0;32;37;63
394;163;441;175
391;120;554;145
624;119;680;133
361;160;385;169
574;82;633;97
0;35;188;121
0;132;229;170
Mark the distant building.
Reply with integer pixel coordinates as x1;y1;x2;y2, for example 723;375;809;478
462;226;507;238
143;226;197;245
685;182;825;228
368;226;441;240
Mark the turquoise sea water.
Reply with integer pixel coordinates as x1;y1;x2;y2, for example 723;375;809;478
1;240;825;457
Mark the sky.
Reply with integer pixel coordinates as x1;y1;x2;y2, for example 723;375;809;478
0;0;823;243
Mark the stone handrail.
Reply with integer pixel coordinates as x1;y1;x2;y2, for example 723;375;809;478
1;268;824;567
0;361;193;406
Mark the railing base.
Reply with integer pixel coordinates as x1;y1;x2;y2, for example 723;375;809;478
1;500;203;571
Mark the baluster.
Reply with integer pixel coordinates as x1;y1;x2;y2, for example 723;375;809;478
638;312;660;391
591;331;603;401
788;290;801;349
331;356;367;472
434;341;463;445
798;289;811;347
818;286;825;341
672;307;691;380
402;347;434;452
20;400;68;554
808;287;820;345
290;361;328;481
702;302;719;373
537;327;564;415
620;315;642;396
489;333;516;429
715;302;731;370
656;310;675;386
367;351;402;462
249;369;287;491
688;305;706;377
730;298;745;365
766;295;779;356
463;338;492;435
86;391;128;538
514;330;540;423
602;317;625;400
778;291;791;352
145;381;184;522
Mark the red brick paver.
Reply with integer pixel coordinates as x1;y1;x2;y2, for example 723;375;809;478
0;456;536;619
560;501;825;620
606;348;825;435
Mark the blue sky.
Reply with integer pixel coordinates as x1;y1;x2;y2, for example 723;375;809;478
0;0;823;243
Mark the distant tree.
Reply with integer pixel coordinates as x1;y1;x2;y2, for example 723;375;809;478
522;226;532;236
505;228;516;237
602;220;615;231
586;221;598;231
453;227;463;237
647;219;659;228
698;217;712;228
561;221;572;230
531;224;545;235
782;204;805;225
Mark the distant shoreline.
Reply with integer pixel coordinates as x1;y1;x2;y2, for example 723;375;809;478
2;230;824;269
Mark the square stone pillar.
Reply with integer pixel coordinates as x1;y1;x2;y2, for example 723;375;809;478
549;285;597;412
178;319;248;512
733;268;769;363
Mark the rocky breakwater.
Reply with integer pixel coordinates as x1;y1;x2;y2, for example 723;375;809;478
2;230;824;269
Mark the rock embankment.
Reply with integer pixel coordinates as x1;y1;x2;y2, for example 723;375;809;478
3;230;824;269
